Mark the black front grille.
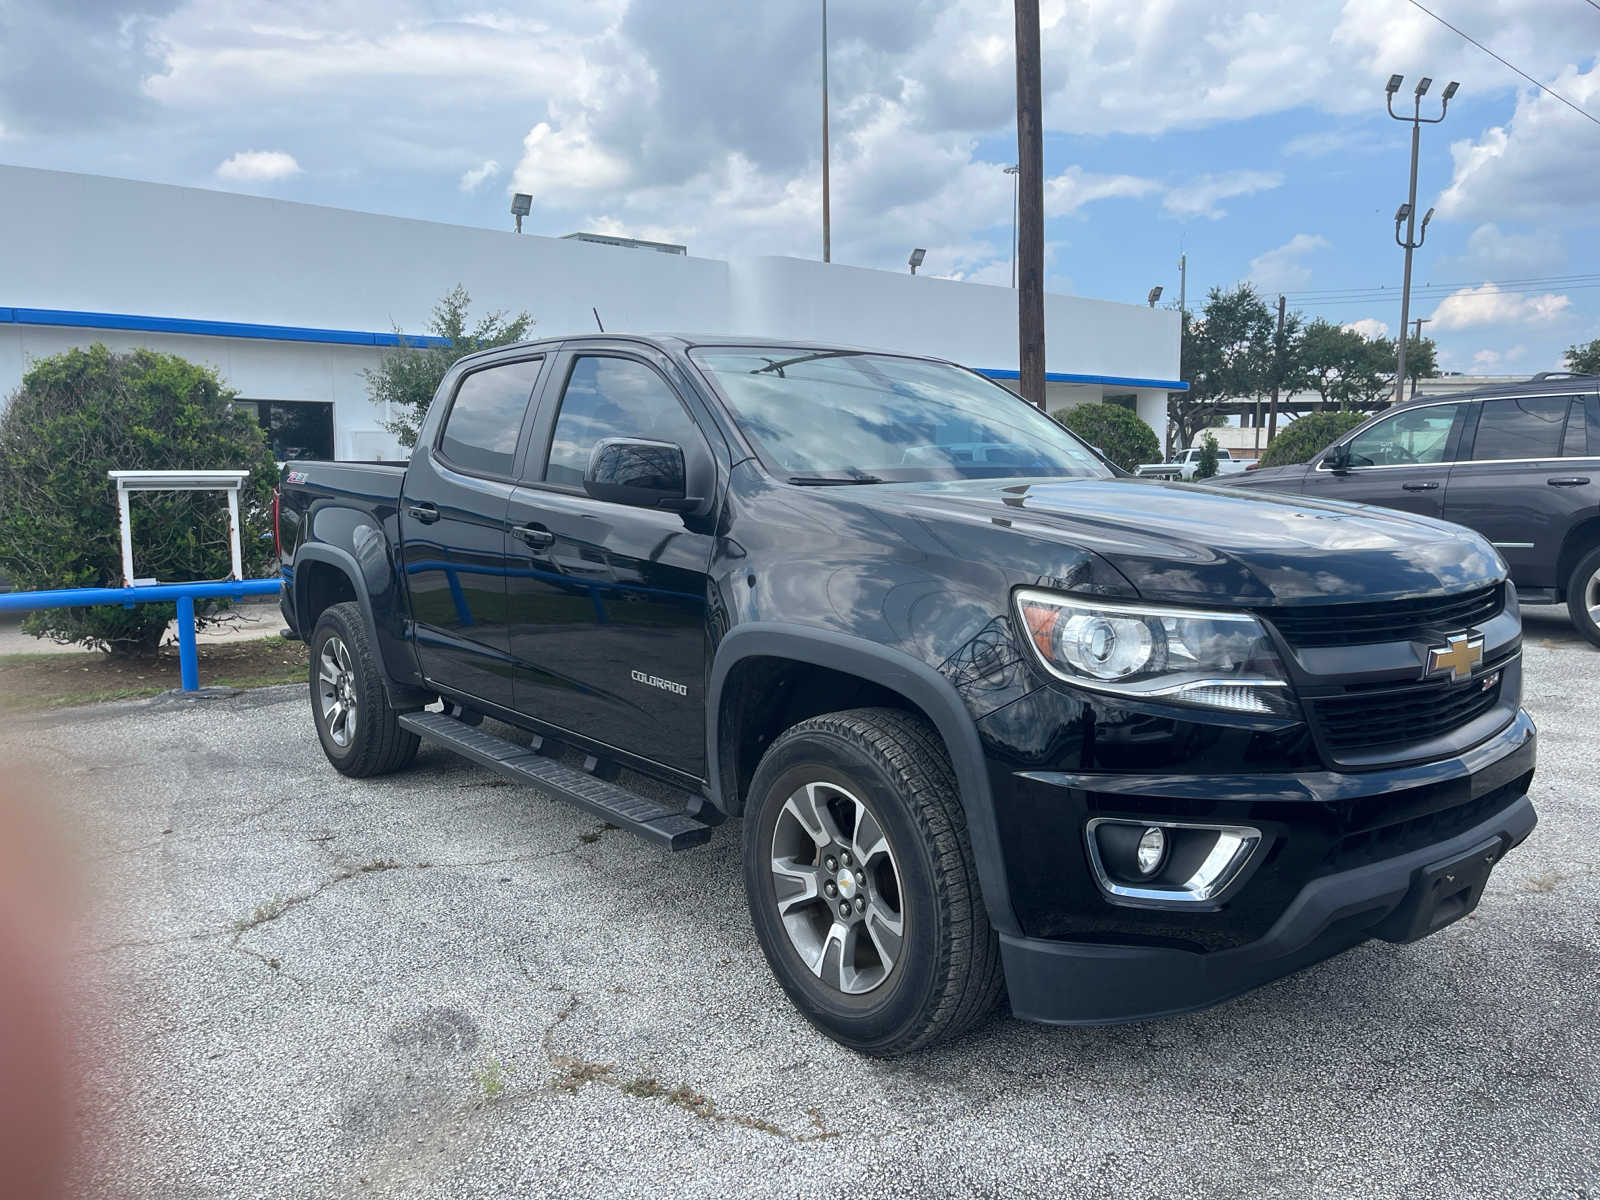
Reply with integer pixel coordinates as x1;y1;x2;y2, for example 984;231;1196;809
1309;670;1504;755
1264;583;1503;648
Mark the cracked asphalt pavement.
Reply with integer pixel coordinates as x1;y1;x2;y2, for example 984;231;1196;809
6;607;1597;1198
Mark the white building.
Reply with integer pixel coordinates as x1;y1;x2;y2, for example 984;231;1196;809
0;165;1185;460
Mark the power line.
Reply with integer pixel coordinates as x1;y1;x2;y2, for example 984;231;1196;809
1285;271;1600;301
1405;0;1600;128
1583;0;1600;14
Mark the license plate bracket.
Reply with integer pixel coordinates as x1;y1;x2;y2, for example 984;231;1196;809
1373;835;1506;944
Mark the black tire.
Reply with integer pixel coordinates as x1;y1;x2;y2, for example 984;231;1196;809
308;602;419;777
742;707;1004;1056
1566;545;1600;648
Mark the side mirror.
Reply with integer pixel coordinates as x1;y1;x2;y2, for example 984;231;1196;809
1327;443;1352;473
584;438;710;514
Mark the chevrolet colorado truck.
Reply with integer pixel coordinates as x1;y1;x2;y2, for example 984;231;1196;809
277;334;1537;1056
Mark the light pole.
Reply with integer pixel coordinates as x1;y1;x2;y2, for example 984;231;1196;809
1004;164;1020;288
1386;73;1457;405
820;0;831;263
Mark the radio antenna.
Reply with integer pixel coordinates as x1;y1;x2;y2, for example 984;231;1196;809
592;307;605;332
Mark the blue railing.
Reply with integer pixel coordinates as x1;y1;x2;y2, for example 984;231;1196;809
0;579;283;692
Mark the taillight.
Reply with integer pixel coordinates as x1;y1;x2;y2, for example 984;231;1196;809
272;488;282;557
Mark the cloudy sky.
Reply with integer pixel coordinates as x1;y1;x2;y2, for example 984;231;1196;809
0;0;1596;373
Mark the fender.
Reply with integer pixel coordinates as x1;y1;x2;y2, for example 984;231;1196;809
292;541;428;706
708;623;1022;938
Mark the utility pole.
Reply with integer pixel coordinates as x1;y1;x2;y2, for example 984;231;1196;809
1410;316;1431;399
1004;164;1020;288
1014;0;1046;409
821;0;830;263
1385;74;1456;405
1268;293;1286;444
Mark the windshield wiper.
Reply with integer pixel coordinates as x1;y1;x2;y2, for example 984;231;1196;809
751;351;858;376
787;472;886;486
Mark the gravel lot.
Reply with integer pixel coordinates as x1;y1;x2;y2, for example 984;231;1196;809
8;608;1597;1199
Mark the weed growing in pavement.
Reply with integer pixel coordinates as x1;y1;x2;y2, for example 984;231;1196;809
475;1057;505;1100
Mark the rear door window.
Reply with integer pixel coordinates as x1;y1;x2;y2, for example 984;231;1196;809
437;358;544;476
1561;397;1589;457
1470;395;1573;461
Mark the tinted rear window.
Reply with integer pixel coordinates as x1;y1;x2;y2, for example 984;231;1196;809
438;359;543;475
1470;395;1572;461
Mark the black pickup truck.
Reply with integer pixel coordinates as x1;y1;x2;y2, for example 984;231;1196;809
277;334;1537;1055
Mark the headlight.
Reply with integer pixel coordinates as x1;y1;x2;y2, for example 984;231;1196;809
1014;588;1296;717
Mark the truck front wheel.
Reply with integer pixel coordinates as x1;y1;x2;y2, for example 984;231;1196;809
742;708;1004;1055
308;602;419;777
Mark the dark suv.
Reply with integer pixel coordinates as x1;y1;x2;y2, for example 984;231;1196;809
1217;373;1600;645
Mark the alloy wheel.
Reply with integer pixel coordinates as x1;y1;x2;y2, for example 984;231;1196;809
317;635;359;748
768;781;905;995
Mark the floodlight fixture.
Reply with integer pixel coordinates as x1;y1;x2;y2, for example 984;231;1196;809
1441;80;1460;102
908;247;927;275
1147;285;1163;307
1395;202;1412;224
1421;206;1435;230
510;192;532;233
1415;76;1432;97
1386;73;1404;95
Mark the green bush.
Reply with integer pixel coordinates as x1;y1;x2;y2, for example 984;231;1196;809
1194;431;1220;480
1052;402;1160;473
1259;410;1371;468
0;345;279;655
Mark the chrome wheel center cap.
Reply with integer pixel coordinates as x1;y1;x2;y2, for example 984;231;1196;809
835;870;857;899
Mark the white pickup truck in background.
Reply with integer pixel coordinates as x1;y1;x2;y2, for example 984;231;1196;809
1136;445;1251;480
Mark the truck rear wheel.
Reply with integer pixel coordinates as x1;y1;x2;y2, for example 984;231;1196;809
1567;546;1600;648
309;602;419;777
742;707;1003;1056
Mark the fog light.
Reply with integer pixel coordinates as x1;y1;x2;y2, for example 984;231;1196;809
1136;826;1166;875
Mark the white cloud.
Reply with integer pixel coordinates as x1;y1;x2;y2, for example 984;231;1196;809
458;159;500;192
1437;62;1600;223
1342;317;1389;340
1471;345;1527;371
515;120;628;193
1163;170;1283;220
1283;128;1383;158
215;149;301;181
1247;233;1329;291
1443;222;1566;277
1043;166;1160;217
1429;283;1571;331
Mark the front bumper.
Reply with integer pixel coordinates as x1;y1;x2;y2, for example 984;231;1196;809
994;710;1538;1025
1002;792;1534;1024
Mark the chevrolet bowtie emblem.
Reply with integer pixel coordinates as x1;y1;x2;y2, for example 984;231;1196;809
1426;634;1484;681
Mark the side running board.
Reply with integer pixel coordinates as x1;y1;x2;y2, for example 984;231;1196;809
397;710;714;851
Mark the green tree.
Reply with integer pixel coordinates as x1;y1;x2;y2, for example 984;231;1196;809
1173;285;1274;449
1052;401;1160;472
366;284;535;448
1401;334;1439;398
1194;430;1220;480
0;345;279;655
1565;338;1600;375
1259;411;1370;468
1297;319;1392;411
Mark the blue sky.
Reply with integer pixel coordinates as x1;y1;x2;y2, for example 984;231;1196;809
0;0;1596;375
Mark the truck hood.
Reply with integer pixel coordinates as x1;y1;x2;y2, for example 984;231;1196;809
866;476;1504;606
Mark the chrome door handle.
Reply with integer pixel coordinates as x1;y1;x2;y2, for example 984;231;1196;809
1401;481;1440;492
1547;477;1590;487
407;502;440;523
510;524;554;549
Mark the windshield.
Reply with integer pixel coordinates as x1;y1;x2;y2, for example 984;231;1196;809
689;348;1112;483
